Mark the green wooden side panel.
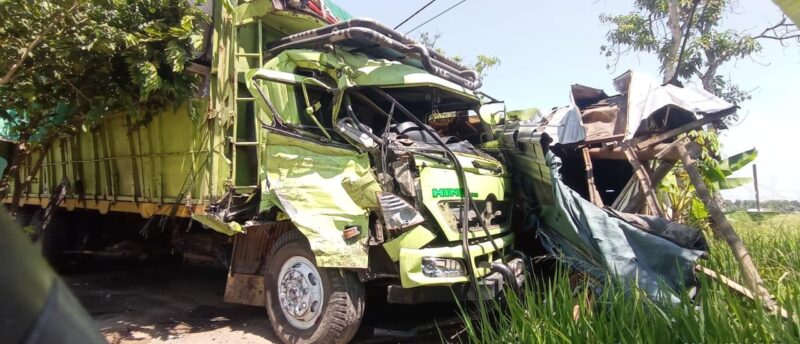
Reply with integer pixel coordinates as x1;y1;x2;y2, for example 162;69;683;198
10;0;334;212
22;107;230;206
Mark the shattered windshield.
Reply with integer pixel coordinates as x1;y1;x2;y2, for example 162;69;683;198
342;86;490;149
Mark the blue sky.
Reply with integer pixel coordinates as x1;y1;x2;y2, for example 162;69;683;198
335;0;800;200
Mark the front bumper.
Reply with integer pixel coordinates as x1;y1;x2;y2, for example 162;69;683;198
387;256;527;304
398;232;515;288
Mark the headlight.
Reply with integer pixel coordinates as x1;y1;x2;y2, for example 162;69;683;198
421;257;466;278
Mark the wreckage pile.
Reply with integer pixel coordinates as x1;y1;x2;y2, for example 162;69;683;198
501;70;788;315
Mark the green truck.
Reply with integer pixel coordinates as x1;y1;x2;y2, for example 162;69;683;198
7;1;525;343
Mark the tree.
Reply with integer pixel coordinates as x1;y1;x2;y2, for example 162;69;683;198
601;0;799;306
418;31;501;79
600;0;799;104
0;0;209;213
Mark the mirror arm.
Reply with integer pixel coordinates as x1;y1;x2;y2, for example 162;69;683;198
252;80;288;128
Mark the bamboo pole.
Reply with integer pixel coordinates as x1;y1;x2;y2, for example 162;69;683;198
676;143;775;307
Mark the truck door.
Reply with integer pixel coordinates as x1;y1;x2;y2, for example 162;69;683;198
247;69;375;269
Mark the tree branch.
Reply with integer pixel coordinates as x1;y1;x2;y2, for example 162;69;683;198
65;78;91;104
754;16;800;46
0;1;81;85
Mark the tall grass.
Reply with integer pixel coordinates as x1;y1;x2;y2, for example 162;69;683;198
459;212;800;343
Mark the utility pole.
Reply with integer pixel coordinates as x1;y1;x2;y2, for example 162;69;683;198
753;164;760;212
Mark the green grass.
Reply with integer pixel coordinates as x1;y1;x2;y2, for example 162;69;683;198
459;212;800;343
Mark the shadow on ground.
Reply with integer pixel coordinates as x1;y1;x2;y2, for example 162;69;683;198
65;260;463;344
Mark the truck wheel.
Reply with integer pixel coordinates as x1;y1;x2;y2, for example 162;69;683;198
265;230;364;344
32;210;67;268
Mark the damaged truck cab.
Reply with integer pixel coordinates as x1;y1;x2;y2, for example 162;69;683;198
4;1;523;341
217;20;525;343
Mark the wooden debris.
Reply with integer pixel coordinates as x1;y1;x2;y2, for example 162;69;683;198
622;143;665;217
635;110;733;150
613;142;700;213
581;147;604;207
695;265;792;320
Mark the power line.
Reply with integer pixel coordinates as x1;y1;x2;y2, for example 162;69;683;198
394;0;438;30
405;0;467;35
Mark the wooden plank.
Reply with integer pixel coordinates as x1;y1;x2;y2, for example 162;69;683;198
582;133;625;146
622;143;665;217
615;160;676;213
613;142;700;213
696;265;791;320
581;147;604;207
635;110;733;150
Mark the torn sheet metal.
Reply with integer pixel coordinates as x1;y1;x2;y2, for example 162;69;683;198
563;70;735;144
509;103;585;146
538;104;586;145
259;131;377;268
612;70;734;140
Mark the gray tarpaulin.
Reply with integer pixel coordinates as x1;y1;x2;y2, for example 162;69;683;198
531;152;707;301
504;132;706;301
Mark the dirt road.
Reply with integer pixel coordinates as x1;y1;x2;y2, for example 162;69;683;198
65;263;279;344
65;261;461;344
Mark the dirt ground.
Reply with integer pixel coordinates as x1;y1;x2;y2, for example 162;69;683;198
65;263;280;344
64;261;461;344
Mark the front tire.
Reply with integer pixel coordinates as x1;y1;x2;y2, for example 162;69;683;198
265;230;364;344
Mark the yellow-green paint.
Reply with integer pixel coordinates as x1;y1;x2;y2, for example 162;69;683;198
416;155;511;242
192;214;244;236
382;225;438;262
259;131;375;268
8;0;521;284
399;233;514;288
6;1;337;215
774;0;800;27
245;42;515;268
12;105;230;210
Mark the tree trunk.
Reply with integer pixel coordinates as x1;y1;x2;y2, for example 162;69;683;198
8;141;53;215
663;0;683;83
677;143;775;306
1;142;30;215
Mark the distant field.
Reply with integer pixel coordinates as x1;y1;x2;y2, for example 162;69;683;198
462;212;800;343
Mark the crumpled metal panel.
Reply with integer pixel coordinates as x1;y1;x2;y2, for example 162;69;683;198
259;131;376;268
613;70;734;140
539;104;586;145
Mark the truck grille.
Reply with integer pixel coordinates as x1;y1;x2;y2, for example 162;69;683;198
446;199;510;233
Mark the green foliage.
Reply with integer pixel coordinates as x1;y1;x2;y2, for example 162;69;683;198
0;0;210;146
658;131;756;223
601;0;797;104
417;31;500;79
459;213;800;343
725;200;800;213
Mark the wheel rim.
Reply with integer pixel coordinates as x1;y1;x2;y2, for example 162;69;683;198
277;256;324;329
